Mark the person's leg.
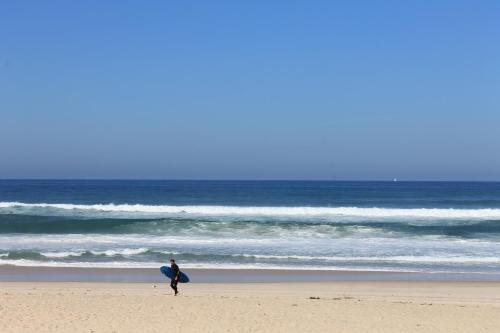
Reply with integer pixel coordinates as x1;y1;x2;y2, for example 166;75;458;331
170;279;178;295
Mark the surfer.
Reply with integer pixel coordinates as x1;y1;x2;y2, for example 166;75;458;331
169;259;180;295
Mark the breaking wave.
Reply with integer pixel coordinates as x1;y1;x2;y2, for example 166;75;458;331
2;201;500;219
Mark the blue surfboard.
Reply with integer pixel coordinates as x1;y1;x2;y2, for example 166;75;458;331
160;266;190;283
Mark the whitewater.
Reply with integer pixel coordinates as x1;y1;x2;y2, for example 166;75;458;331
3;201;500;219
1;180;500;273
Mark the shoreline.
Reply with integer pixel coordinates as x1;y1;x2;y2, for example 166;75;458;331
2;265;500;282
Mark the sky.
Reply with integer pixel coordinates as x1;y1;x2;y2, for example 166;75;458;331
1;1;499;180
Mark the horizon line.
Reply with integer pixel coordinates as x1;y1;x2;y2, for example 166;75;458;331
0;178;499;183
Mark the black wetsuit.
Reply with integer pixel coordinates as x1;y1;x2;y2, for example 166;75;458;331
170;263;180;294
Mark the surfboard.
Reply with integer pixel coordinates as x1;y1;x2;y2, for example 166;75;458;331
160;266;190;283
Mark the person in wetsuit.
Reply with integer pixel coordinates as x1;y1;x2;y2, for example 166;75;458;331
169;259;180;295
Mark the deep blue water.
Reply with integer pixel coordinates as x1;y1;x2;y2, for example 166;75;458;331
2;180;500;208
1;180;500;273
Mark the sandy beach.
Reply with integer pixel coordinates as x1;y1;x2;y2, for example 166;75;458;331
1;279;500;333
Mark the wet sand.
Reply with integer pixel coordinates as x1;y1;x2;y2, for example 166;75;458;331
2;265;500;282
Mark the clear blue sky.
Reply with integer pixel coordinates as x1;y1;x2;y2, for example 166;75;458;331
1;1;499;180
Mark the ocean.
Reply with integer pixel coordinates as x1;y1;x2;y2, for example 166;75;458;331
1;180;500;274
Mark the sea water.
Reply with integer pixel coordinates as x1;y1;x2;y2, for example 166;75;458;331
1;180;500;274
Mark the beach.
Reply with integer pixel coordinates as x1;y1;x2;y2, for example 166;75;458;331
1;277;500;333
2;181;500;331
3;0;499;330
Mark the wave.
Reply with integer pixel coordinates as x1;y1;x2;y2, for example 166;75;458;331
2;248;500;264
3;246;500;273
0;259;415;271
41;248;151;258
0;248;163;261
1;214;500;239
2;201;500;274
2;202;500;219
5;259;498;275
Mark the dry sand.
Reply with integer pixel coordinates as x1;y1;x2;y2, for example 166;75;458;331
1;281;500;332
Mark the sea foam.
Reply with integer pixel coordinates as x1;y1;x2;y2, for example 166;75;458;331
2;202;500;219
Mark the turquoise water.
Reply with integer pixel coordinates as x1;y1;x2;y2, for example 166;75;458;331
1;180;500;273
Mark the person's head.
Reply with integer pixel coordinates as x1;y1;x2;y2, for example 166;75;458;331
170;259;175;265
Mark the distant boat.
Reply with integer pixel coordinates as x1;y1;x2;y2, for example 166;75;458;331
393;178;398;182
